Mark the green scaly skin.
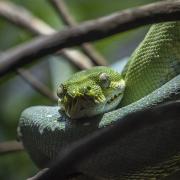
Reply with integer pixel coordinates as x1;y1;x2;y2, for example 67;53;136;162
57;66;125;119
19;22;180;179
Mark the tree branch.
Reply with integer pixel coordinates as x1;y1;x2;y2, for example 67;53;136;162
0;1;92;101
0;1;54;35
49;0;76;26
0;2;59;102
48;0;107;66
16;68;57;102
0;1;93;70
0;140;24;155
0;0;180;77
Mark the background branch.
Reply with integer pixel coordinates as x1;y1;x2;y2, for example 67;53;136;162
0;51;56;102
0;1;53;35
0;140;24;155
0;1;93;70
16;68;57;102
0;1;93;101
0;1;60;102
0;0;180;77
48;0;107;66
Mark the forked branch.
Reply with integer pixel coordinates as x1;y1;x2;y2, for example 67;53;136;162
48;0;107;66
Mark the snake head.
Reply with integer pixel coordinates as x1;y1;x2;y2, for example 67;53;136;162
57;66;125;119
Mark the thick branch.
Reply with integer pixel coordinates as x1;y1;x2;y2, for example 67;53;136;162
0;140;24;155
0;1;93;70
0;0;180;77
48;0;107;66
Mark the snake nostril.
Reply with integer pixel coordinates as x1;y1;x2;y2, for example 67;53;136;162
83;86;91;94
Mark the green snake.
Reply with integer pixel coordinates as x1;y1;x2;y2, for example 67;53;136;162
19;22;180;179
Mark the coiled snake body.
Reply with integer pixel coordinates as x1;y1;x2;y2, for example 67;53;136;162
19;22;180;179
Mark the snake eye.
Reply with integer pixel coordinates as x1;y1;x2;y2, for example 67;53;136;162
99;73;110;88
57;84;66;98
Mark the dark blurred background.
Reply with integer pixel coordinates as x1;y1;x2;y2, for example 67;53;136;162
0;0;155;179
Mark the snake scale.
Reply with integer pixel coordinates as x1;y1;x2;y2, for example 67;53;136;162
19;22;180;179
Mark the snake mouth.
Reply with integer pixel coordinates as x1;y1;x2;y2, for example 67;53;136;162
107;92;122;104
58;96;95;118
58;91;124;119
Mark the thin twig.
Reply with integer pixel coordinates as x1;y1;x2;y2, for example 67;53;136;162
17;68;57;102
0;49;55;102
48;0;107;66
0;0;180;77
17;69;57;102
0;140;24;155
0;1;93;70
60;49;93;69
49;0;76;26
